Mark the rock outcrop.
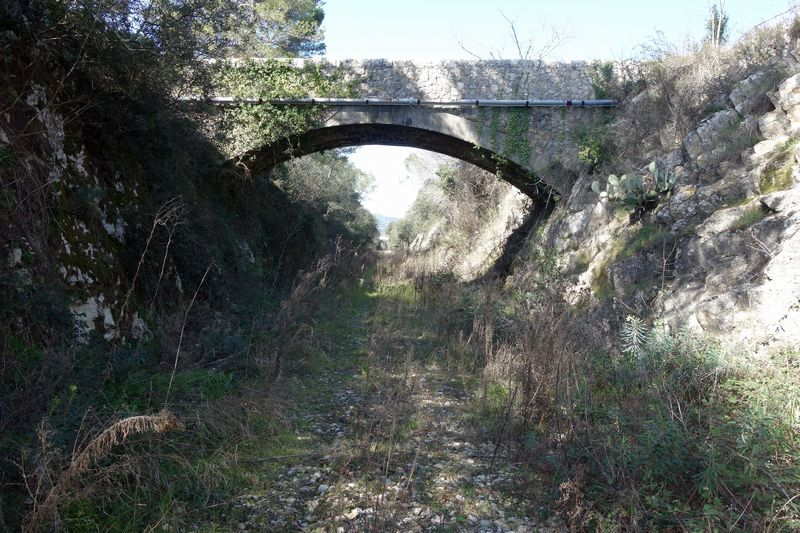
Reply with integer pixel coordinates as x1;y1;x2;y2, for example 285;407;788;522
528;66;800;351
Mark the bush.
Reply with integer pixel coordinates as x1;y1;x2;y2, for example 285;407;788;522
562;321;800;530
386;159;509;254
730;204;768;231
576;126;614;173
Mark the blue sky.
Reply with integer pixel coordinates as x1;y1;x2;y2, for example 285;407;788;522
322;1;797;217
325;0;794;61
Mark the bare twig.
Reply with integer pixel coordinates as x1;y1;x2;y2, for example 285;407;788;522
164;262;214;408
120;197;184;327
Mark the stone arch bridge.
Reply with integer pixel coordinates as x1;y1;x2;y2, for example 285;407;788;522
224;59;616;200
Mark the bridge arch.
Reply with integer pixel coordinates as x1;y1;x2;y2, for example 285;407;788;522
227;100;607;206
236;122;554;200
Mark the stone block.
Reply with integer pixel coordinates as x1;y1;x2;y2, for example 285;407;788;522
729;70;774;116
778;72;800;109
758;110;790;138
753;135;789;158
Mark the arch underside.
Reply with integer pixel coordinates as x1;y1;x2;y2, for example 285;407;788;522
238;123;554;201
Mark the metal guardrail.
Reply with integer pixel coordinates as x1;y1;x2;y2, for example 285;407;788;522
183;96;618;108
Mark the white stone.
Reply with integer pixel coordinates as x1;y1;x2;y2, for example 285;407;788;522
759;110;790;138
71;296;103;336
695;201;758;237
684;110;741;167
8;248;22;267
753;136;790;158
729;71;771;115
68;148;89;178
102;305;116;340
70;294;118;341
778;72;800;109
26;85;67;183
102;213;126;241
63;266;94;285
61;234;72;255
131;313;151;340
239;241;256;264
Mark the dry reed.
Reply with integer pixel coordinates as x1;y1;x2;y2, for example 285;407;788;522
25;410;182;532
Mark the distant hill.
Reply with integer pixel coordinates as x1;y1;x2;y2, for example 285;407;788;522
374;213;400;235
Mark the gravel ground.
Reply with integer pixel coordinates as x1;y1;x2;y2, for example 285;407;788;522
194;288;563;532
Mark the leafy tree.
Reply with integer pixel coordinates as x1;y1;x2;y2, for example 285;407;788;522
387;218;418;250
281;151;375;207
386;156;508;252
276;151;378;245
705;1;730;48
2;1;326;98
224;0;326;58
212;58;349;154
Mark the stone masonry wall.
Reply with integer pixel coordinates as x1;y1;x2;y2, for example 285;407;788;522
289;59;595;100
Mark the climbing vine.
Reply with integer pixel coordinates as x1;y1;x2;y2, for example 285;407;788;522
474;105;536;187
476;104;532;165
574;112;615;173
212;60;355;156
476;107;490;140
503;108;532;163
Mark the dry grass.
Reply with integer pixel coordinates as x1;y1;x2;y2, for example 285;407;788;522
610;16;798;167
24;411;182;532
391;246;800;529
249;238;373;378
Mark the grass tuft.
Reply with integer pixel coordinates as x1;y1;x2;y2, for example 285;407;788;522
730;204;768;231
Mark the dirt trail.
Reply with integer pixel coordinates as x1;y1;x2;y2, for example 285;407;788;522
197;282;560;532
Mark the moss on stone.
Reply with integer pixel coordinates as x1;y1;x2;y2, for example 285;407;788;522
587;222;672;300
760;161;795;193
503;108;531;163
489;108;502;151
760;138;797;193
590;267;613;300
571;250;593;275
619;223;672;259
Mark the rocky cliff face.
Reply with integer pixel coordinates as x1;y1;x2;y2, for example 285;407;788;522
517;66;800;351
1;82;353;346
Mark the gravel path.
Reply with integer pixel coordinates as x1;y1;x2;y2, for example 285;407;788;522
197;288;562;532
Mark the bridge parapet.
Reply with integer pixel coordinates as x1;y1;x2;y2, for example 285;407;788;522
286;59;596;101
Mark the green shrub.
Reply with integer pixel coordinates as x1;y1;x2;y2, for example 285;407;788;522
575;120;615;173
107;369;236;412
590;62;616;99
570;322;800;530
629;223;672;255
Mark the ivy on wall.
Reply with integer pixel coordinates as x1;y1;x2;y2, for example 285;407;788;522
212;60;356;155
503;108;532;163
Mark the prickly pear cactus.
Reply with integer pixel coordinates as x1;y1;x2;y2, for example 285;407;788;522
592;160;677;207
